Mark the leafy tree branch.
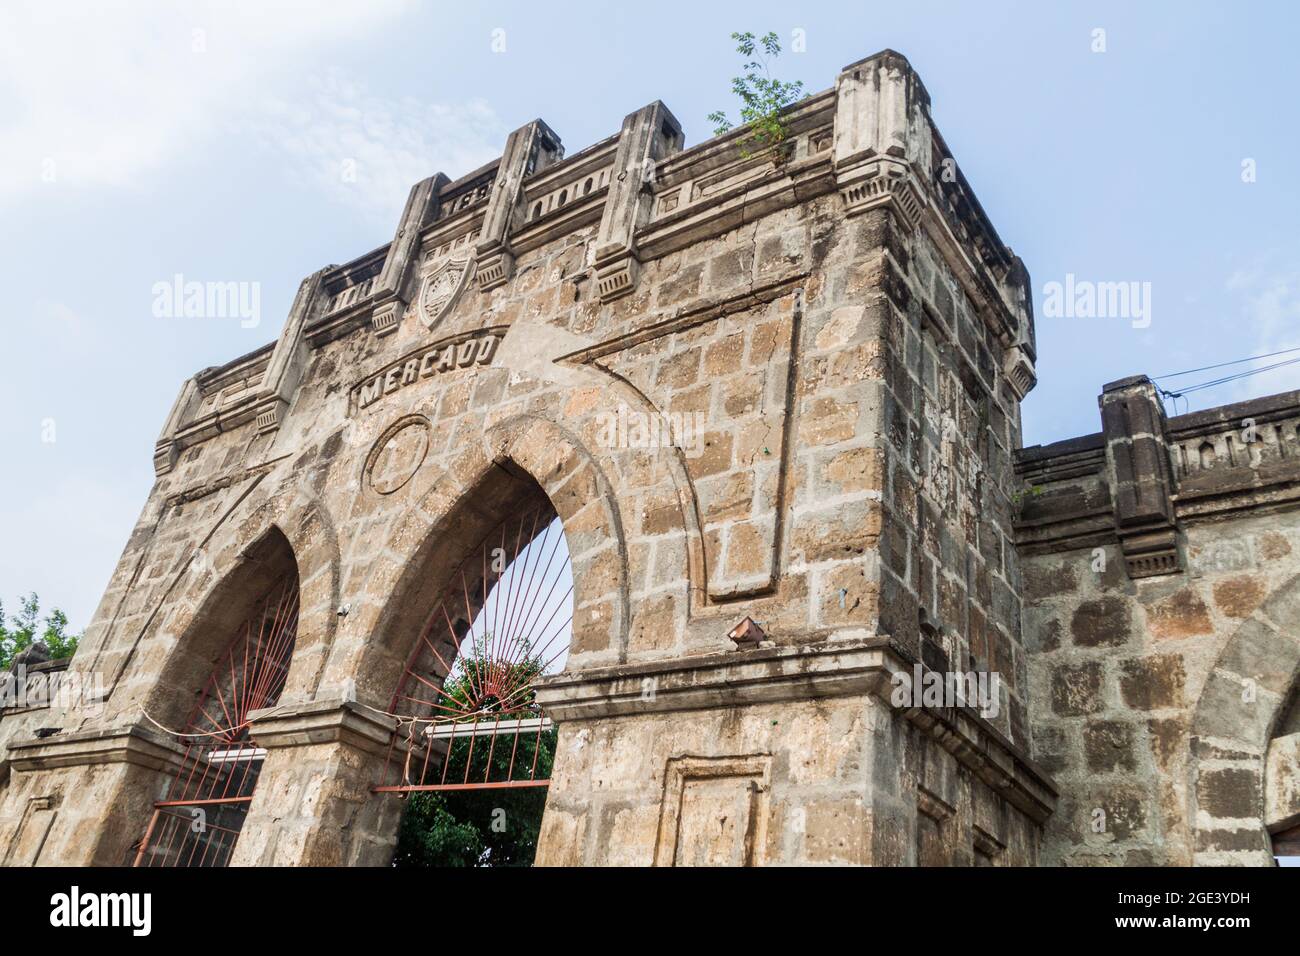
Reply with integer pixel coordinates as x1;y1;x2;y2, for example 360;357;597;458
707;31;805;164
0;592;81;670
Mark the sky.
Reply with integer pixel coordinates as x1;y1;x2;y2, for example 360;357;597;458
1;0;1297;631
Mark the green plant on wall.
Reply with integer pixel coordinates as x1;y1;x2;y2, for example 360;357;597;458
707;31;805;164
1010;482;1045;520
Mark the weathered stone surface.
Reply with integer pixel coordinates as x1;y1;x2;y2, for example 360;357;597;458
1084;721;1137;773
1145;587;1214;640
1024;562;1078;601
8;44;1297;872
1118;655;1186;711
1265;732;1300;827
1213;575;1267;619
1051;661;1104;717
1071;597;1131;648
1197;768;1261;820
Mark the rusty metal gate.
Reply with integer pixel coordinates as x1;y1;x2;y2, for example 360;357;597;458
374;500;571;795
133;577;300;867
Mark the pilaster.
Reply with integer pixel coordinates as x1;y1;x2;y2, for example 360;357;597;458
475;120;563;292
593;101;683;302
153;377;199;475
253;268;330;433
832;49;932;228
1099;375;1182;577
231;699;399;866
371;173;449;335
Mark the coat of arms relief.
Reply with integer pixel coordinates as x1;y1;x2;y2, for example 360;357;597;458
413;254;475;331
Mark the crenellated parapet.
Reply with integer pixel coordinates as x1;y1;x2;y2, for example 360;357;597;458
475;119;564;291
1017;383;1300;577
592;101;683;301
26;49;1074;870
151;50;1037;475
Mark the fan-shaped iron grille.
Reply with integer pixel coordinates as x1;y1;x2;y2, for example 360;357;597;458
375;499;572;793
133;577;299;867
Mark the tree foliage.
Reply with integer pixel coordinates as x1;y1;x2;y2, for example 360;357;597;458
392;638;557;867
707;31;805;163
392;764;553;868
0;593;80;670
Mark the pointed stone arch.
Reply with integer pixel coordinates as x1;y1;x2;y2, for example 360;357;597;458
241;413;636;866
137;484;342;726
231;488;343;704
1187;573;1300;865
143;525;299;736
130;522;304;867
333;412;630;710
484;413;631;665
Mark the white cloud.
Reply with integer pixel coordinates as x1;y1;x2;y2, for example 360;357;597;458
0;0;423;206
1223;265;1300;401
249;73;506;226
33;299;90;340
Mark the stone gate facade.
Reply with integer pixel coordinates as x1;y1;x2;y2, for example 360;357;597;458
1;50;1296;866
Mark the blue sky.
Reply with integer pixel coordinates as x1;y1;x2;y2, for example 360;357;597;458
1;0;1297;629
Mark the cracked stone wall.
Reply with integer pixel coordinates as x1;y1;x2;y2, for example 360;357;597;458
1019;389;1300;866
1;50;1060;868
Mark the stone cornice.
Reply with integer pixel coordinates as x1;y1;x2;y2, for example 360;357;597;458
654;89;836;187
536;637;899;718
247;698;396;759
634;149;838;264
1015;471;1300;558
535;637;1058;824
6;724;186;775
1016;388;1300;556
1175;457;1300;521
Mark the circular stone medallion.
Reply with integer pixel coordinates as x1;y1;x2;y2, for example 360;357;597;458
365;416;431;495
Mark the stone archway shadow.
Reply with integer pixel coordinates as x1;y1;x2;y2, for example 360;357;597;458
328;411;632;712
1187;572;1300;865
133;484;342;729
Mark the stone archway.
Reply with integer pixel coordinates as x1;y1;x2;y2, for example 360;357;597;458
483;414;631;667
133;525;302;866
99;483;342;730
224;415;633;866
143;525;302;731
226;488;343;706
342;417;629;865
330;412;632;706
1188;573;1300;865
121;483;345;868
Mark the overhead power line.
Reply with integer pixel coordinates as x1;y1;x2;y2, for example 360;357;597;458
1168;355;1300;396
1156;354;1300;413
1153;345;1300;381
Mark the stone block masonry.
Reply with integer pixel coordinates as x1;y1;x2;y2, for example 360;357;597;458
1019;384;1300;865
1;47;1293;868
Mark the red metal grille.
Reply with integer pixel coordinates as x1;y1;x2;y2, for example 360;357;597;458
375;501;571;793
134;577;299;867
